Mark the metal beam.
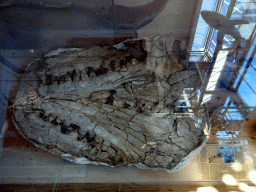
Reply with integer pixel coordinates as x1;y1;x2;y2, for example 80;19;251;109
226;0;237;19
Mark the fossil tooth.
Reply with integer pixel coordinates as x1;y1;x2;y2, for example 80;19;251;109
137;108;144;113
61;125;73;134
39;110;44;118
108;60;115;71
85;67;94;77
42;115;50;122
49;114;56;122
67;69;76;81
119;59;125;68
85;132;95;143
70;123;80;131
78;131;95;143
105;95;114;105
45;74;52;85
53;76;61;84
124;54;133;63
59;75;66;84
78;71;82;81
123;103;131;108
51;118;58;125
125;40;147;62
109;90;117;95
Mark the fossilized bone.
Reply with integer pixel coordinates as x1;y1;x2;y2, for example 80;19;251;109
13;34;210;173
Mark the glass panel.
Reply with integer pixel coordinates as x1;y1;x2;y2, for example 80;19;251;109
195;25;209;38
208;30;217;54
224;96;230;107
209;40;216;56
190;55;203;61
246;45;255;61
238;80;256;107
191;0;218;52
251;56;256;67
223;34;235;49
231;2;247;20
202;94;213;104
220;1;229;16
233;74;241;88
206;50;229;90
192;16;209;51
224;0;230;4
201;0;217;11
244;65;256;93
238;60;248;75
197;15;208;26
226;112;243;120
239;23;255;40
193;36;207;48
229;102;238;111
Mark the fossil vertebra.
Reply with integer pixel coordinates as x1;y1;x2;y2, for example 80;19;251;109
13;35;210;173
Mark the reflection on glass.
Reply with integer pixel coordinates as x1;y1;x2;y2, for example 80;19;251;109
232;162;243;171
206;51;229;91
238;182;256;192
222;174;237;186
220;146;235;163
191;0;217;53
224;102;244;120
245;157;254;167
202;94;212;104
220;0;229;16
216;131;240;139
238;80;256;107
249;170;256;185
244;66;256;93
197;186;218;192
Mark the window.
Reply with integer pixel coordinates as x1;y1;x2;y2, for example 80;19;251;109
244;65;256;93
238;80;256;107
220;0;230;16
191;0;218;54
219;102;244;120
190;0;251;63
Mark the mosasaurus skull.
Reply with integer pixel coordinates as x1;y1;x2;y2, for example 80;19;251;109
13;34;210;173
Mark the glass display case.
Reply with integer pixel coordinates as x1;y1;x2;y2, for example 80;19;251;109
1;0;256;191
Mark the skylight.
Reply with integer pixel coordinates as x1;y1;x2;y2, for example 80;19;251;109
190;0;217;53
206;50;229;91
190;0;231;62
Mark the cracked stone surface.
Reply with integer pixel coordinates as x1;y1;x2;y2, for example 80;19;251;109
13;35;210;173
